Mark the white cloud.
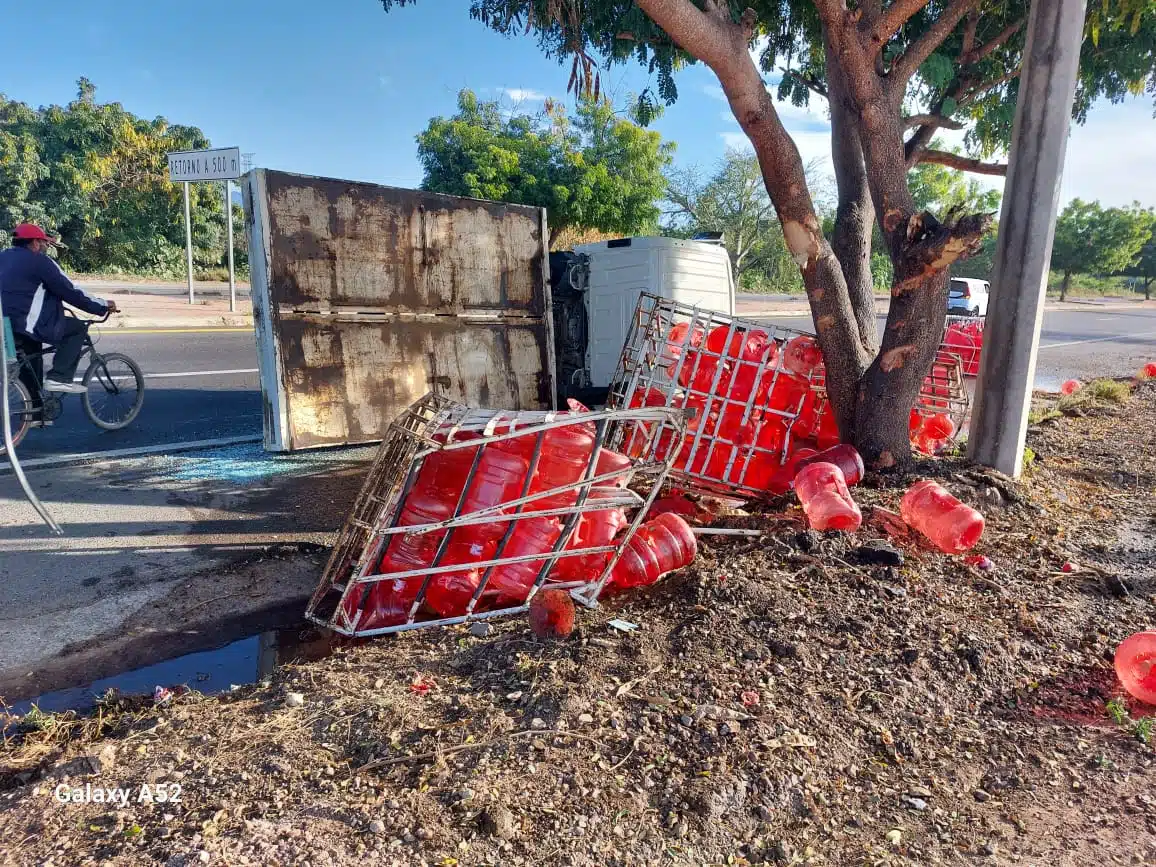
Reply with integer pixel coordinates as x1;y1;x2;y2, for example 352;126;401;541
500;87;549;102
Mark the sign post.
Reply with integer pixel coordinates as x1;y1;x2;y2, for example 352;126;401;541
167;146;242;307
224;180;236;312
182;181;194;305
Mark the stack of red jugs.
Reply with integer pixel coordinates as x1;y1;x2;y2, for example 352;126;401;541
353;411;698;631
943;319;984;377
625;321;962;491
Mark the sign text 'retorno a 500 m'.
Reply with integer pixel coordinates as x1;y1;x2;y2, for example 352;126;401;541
167;147;242;182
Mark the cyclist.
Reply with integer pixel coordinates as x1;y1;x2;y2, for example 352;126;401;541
0;224;118;400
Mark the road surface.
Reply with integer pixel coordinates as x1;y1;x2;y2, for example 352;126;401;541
9;308;1154;460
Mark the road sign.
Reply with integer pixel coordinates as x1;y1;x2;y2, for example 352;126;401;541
167;147;242;182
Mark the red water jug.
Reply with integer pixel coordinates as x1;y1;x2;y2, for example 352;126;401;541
794;462;862;531
812;403;841;449
665;321;705;367
485;517;564;604
517;422;596;508
899;480;985;553
795;444;864;486
738;420;789;491
781;335;823;376
426;568;481;618
379;488;457;573
1060;379;1082;395
1142;362;1156;379
358;577;420;631
553;506;629;582
456;446;530;544
610;512;698;589
765;445;819;495
1114;631;1156;706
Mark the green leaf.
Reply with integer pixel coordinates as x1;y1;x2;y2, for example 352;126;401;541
940;97;958;117
920;53;956;90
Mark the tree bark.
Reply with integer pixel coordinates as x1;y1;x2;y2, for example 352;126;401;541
1060;271;1071;302
635;0;871;436
825;34;879;360
819;2;990;468
1145;278;1153;301
917;149;1008;176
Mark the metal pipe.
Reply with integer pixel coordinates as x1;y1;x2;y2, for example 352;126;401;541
0;287;63;534
183;181;195;305
225;179;236;313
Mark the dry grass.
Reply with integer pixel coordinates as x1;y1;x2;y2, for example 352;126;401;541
1056;377;1132;414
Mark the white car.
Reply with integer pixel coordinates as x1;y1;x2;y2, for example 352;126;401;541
947;277;990;317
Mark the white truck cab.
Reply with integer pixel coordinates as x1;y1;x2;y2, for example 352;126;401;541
552;236;736;402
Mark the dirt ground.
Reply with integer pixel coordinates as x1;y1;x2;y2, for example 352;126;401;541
1;382;1153;867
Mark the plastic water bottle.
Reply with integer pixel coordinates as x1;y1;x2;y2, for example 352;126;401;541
1114;631;1156;705
793;462;862;532
485;517;563;604
554;506;629;582
899;480;985;553
425;567;481;618
358;578;420;630
794;444;864;486
610;512;698;589
781;335;823;375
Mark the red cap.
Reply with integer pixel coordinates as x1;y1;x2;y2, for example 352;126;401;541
13;224;62;245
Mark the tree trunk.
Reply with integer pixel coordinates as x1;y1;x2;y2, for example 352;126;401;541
1145;278;1153;301
548;224;564;249
825;40;879;349
1060;271;1070;302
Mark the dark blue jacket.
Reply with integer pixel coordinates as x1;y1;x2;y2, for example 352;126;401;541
0;246;110;344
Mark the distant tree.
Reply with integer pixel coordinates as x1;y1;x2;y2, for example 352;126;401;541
1051;200;1155;301
417;89;674;246
1122;229;1156;300
907;148;1002;216
1;79;236;277
665;149;832;292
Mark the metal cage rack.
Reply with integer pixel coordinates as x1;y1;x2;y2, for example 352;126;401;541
604;294;972;498
306;393;688;636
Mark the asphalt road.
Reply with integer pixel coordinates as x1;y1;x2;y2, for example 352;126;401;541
8;308;1154;460
12;328;261;460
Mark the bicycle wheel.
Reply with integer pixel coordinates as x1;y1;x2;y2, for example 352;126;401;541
81;352;145;431
1;373;34;455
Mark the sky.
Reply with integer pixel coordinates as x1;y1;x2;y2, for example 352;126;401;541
1;0;1153;210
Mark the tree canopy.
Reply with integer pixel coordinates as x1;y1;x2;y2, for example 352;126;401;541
381;0;1156;467
1050;198;1155;300
417;89;674;245
0;79;243;277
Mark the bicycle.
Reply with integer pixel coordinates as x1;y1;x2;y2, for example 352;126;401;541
3;311;145;454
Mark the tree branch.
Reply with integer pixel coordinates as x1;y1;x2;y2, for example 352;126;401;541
902;113;965;131
633;0;740;68
958;67;1022;107
782;68;829;99
869;0;931;47
960;11;979;62
917;148;1008;176
888;0;979;93
963;17;1025;66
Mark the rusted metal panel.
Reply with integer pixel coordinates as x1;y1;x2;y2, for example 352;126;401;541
244;169;554;451
262;171;546;315
276;316;553;449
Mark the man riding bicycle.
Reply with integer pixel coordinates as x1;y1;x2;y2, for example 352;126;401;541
0;224;119;403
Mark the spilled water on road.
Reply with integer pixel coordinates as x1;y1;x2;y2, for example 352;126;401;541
5;623;344;722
